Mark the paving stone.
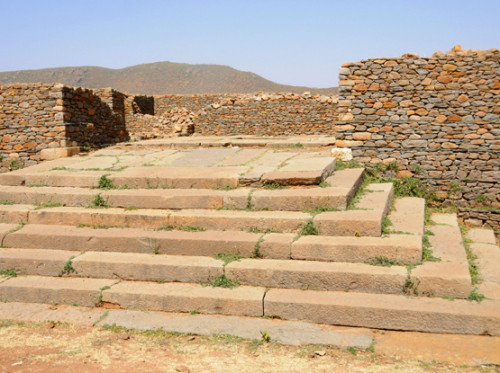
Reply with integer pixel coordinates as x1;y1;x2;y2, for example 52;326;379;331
478;282;500;300
411;262;471;298
472;242;500;283
356;183;394;216
103;189;226;209
102;281;266;317
0;276;115;307
467;229;497;245
0;185;97;207
226;259;407;293
0;248;77;277
241;151;296;181
215;148;267;166
261;171;328;186
171;209;309;233
431;213;459;227
314;210;383;236
0;204;33;224
388;198;426;235
0;302;104;325
99;309;372;348
260;233;294;259
73;252;223;283
168;148;239;167
264;288;500;335
109;167;245;189
28;207;173;229
291;235;422;264
251;188;348;211
428;223;468;264
325;168;364;202
4;225;261;257
69;156;117;170
24;170;106;188
0;223;19;243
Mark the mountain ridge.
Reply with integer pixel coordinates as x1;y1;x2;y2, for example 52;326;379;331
0;61;338;95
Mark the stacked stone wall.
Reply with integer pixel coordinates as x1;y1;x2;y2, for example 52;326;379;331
0;83;65;169
336;46;499;227
61;86;129;148
153;93;338;136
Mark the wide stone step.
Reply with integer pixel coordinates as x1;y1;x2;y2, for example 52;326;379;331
1;275;497;335
0;248;407;295
101;281;266;317
0;183;358;211
3;224;266;257
264;288;500;336
0;275;114;307
0;167;246;189
292;234;422;264
1;205;311;233
225;258;407;294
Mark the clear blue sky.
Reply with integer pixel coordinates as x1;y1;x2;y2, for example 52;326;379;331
2;0;499;87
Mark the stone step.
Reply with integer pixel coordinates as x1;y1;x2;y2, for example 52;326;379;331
1;274;497;335
0;248;470;298
264;288;500;336
260;157;336;186
467;228;500;301
314;210;383;237
0;248;405;294
225;258;407;294
312;182;395;237
0;275;114;307
0;205;310;233
0;184;357;212
0;167;247;189
387;197;426;236
101;281;266;317
3;224;265;257
0;248;78;277
292;234;422;264
2;224;425;264
410;213;472;299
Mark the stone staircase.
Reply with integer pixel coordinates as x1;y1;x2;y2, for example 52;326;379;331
0;144;498;336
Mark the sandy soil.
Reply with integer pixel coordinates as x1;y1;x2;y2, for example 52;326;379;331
0;321;498;373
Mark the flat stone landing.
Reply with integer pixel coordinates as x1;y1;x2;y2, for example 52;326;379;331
1;138;338;187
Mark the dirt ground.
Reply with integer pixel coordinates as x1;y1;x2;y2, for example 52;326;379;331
0;321;498;373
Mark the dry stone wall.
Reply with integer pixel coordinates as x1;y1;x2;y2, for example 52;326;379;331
0;83;152;170
152;93;338;136
336;45;499;227
0;83;66;169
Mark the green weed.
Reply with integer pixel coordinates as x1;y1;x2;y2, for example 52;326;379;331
97;175;114;189
260;330;271;342
300;220;318;236
263;183;287;190
178;225;206;232
366;257;398;267
0;268;17;277
468;288;485;302
208;274;240;288
34;201;61;210
336;159;362;170
213;253;241;266
252;236;264;258
92;194;109;208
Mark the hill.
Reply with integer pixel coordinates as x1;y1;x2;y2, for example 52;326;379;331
0;61;338;95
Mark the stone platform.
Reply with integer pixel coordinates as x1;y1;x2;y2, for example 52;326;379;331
0;138;498;339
